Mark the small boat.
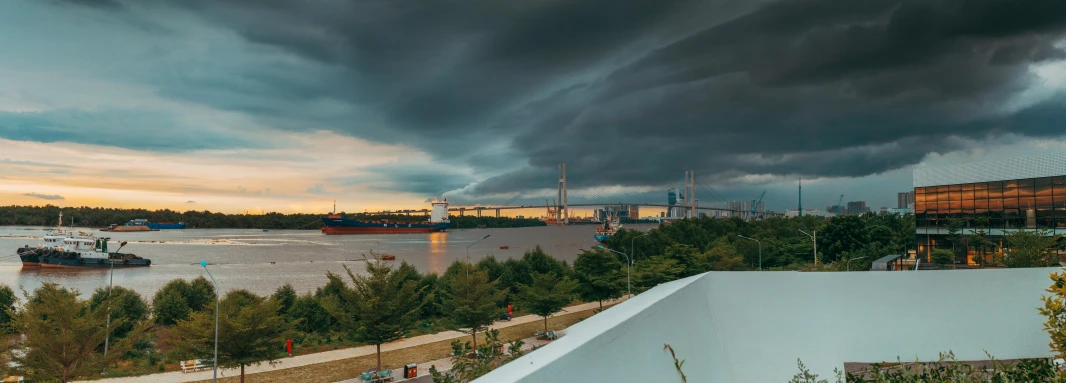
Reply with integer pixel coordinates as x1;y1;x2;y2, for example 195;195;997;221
381;255;396;261
499;246;510;250
594;217;622;242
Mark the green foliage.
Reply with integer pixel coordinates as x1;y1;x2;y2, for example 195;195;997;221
818;215;868;263
0;283;15;332
632;256;686;293
88;286;150;340
1004;229;1057;268
946;219;966;257
841;351;1060;382
152;278;216;325
930;249;955;267
430;329;524;383
1040;270;1066;364
573;249;625;309
168;290;295;383
288;293;332;334
272;283;297;314
443;262;506;350
322;259;426;371
515;272;578;334
7;283;148;383
969;230;996;267
701;238;747;271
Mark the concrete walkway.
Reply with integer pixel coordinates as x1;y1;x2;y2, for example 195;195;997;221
76;299;618;383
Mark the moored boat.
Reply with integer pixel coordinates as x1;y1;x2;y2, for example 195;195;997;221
594;217;622;242
17;213;151;268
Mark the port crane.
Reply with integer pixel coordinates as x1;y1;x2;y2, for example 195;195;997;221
836;194;844;216
750;191;766;221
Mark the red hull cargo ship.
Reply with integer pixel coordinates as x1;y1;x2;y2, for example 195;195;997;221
322;199;451;235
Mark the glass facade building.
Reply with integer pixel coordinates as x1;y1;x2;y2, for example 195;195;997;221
914;153;1066;262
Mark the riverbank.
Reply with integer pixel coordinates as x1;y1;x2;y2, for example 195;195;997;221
75;298;622;383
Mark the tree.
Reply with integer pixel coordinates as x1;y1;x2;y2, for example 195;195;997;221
946;219;965;259
968;230;995;267
88;286;149;340
1040;270;1066;365
818;215;868;263
931;249;955;268
442;262;506;351
632;256;686;293
187;276;216;311
323;258;426;372
0;284;15;332
573;249;624;310
702;239;746;271
7;283;148;383
1004;229;1057;268
272;283;297;314
515;272;578;334
289;293;332;334
152;286;190;326
169;290;295;383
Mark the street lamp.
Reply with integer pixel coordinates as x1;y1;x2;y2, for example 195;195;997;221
798;229;818;266
466;234;491;261
847;256;867;271
631;232;650;263
597;245;631;298
199;260;219;383
737;235;762;270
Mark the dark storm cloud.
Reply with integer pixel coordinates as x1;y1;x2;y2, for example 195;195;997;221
59;0;1066;196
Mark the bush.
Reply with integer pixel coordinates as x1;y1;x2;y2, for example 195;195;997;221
0;283;16;332
289;293;332;334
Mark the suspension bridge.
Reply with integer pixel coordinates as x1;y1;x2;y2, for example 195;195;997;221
364;164;784;222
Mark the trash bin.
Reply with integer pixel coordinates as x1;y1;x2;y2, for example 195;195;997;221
404;363;418;378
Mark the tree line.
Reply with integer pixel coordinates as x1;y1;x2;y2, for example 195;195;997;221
0;205;545;229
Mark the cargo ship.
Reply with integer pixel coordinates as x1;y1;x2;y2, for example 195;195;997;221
322;199;451;235
16;213;151;268
128;219;186;230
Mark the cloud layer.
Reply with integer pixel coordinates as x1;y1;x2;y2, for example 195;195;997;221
3;0;1066;210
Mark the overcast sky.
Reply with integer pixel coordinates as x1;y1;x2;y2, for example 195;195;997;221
2;0;1066;214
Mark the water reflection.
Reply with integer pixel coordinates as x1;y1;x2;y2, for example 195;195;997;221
427;232;447;274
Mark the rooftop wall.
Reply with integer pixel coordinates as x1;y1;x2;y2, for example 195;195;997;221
913;152;1066;187
476;268;1056;383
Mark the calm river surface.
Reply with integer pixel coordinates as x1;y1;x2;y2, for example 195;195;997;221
0;224;654;297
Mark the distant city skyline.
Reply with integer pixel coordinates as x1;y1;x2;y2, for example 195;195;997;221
2;1;1066;213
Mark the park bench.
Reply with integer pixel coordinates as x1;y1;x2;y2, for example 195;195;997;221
360;368;394;382
181;359;212;373
3;376;24;383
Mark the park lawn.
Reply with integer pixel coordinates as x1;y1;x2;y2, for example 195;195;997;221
189;304;609;383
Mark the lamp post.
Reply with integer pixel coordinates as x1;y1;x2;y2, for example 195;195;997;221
199;261;219;383
466;234;491;261
798;229;818;266
737;235;761;270
597;245;630;298
847;256;867;271
631;232;650;263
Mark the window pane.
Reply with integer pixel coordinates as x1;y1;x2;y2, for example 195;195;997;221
938;201;949;211
1037;196;1054;209
974;198;988;210
988;181;1003;189
1055;176;1066;185
962;183;974;191
938;185;949;192
916;192;927;203
949;191;960;201
962;199;974;209
938;191;949;202
1004;197;1019;209
962;190;974;200
989;199;1004;211
1003;186;1018;198
949;201;961;209
988;188;1002;199
1019;196;1036;210
1018;179;1035;197
1038;180;1054;196
916;202;927;214
974;189;988;199
950;184;962;192
1037;177;1053;186
1055;184;1066;201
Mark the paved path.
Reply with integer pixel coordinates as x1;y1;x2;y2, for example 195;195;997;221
76;299;618;383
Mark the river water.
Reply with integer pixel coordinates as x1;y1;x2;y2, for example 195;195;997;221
0;224;654;298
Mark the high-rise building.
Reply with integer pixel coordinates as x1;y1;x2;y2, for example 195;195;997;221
726;200;764;217
898;191;915;209
846;201;869;215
